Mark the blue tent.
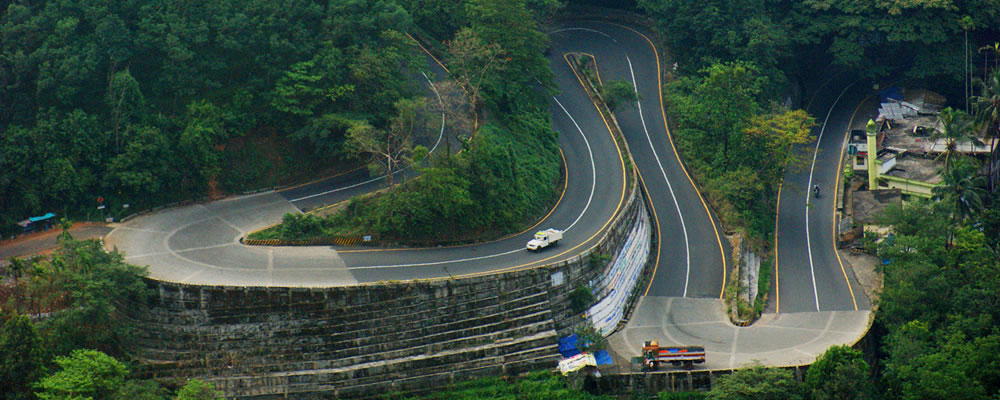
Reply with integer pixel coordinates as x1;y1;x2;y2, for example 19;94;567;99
29;213;56;222
879;86;903;103
558;335;581;358
594;350;613;365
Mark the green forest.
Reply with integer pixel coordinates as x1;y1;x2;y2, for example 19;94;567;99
636;0;1000;398
1;234;226;399
4;0;1000;399
257;0;566;241
640;0;1000;245
0;0;563;242
1;0;426;232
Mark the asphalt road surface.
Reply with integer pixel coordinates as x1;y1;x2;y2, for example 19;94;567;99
105;38;628;286
102;18;872;369
774;72;873;313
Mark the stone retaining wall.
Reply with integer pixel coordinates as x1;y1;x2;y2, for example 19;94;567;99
131;185;656;399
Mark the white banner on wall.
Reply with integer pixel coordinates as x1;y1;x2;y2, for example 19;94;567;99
587;209;651;336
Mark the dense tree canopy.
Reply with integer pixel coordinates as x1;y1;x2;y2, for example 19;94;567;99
706;364;806;400
1;236;151;357
255;0;562;242
33;349;129;400
0;0;423;232
666;61;815;241
874;198;1000;400
805;345;874;400
639;0;1000;85
0;314;48;400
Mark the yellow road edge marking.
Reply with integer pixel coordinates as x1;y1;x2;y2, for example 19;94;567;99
772;71;844;313
605;22;728;299
834;95;872;312
577;52;605;88
774;181;782;314
639;169;663;297
279;166;367;193
444;53;630;280
579;50;659;297
337;148;570;253
406;32;450;74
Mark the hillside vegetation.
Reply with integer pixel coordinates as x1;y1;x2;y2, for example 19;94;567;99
0;0;428;232
258;0;565;242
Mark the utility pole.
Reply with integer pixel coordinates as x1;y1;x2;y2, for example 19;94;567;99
961;16;975;112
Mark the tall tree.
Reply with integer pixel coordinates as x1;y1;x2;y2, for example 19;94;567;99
345;98;427;186
742;108;816;181
668;61;765;170
933;157;987;221
465;0;554;96
0;314;48;400
971;70;1000;191
105;69;145;154
426;80;474;154
932;107;981;171
446;28;505;131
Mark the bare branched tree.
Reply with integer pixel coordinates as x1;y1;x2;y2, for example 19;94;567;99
446;28;506;132
427;80;473;154
346;98;427;186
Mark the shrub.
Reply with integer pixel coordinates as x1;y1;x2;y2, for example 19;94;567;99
570;286;595;314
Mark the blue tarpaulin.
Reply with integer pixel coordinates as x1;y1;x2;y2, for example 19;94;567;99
594;350;613;365
29;213;55;222
879;86;903;103
558;335;581;358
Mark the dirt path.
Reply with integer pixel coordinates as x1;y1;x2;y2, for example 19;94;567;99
0;222;113;264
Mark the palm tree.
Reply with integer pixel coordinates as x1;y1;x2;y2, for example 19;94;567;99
933;158;986;221
932;107;981;172
971;69;1000;191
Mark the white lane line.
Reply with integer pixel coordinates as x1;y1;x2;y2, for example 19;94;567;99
216;216;244;237
553;96;597;232
289;72;447;204
288;172;389;203
180;269;205;283
805;79;860;312
794;348;815;358
657;298;685;346
349;95;600;270
625;320;725;329
423;71;447;155
347;247;524;270
127;242;235;258
728;327;740;369
625;54;692;297
175;243;237;254
547;28;617;42
115;226;169;234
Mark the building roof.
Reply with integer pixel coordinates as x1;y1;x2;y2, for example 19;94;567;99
853;189;903;224
882;153;943;184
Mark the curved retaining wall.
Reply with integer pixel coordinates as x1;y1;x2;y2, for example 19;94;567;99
131;184;656;399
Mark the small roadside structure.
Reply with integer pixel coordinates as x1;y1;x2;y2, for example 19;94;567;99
849;87;998;198
852;189;902;239
15;212;57;233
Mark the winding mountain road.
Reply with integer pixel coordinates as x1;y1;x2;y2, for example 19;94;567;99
103;18;872;370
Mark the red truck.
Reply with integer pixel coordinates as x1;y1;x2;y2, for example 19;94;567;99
641;340;705;370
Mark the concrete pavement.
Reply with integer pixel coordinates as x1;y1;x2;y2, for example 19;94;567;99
607;297;871;371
